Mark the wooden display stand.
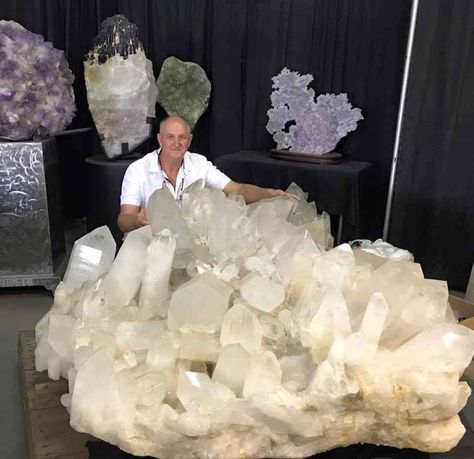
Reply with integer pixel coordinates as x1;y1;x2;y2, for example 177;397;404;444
18;331;91;459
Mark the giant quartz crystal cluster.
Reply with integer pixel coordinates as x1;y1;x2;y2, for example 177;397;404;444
84;15;157;159
266;67;363;155
35;182;474;458
0;20;75;140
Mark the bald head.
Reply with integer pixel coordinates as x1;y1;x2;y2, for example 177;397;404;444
157;115;193;162
159;116;191;134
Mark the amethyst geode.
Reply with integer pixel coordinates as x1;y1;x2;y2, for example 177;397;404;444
266;68;363;155
0;21;76;140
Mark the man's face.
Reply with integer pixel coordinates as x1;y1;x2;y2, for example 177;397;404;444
157;118;192;161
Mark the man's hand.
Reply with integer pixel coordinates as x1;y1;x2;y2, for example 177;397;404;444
265;188;286;198
118;204;148;233
223;181;300;204
137;208;148;226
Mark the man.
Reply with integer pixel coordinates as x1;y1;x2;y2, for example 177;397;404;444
118;116;285;233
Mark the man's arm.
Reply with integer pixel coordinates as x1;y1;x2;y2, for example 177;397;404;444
117;205;148;233
223;181;285;204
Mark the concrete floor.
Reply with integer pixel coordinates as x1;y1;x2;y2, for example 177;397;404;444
0;217;85;459
0;287;52;459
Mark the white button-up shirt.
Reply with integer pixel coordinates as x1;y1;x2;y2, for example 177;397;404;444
120;149;231;207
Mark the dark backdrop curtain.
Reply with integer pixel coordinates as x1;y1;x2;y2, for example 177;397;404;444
242;0;411;237
2;0;411;237
388;0;474;290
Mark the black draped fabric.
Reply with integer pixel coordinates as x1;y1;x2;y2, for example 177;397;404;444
2;0;411;237
388;0;474;290
242;0;411;237
216;150;374;240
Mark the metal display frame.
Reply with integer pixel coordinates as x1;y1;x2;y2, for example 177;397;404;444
0;138;65;290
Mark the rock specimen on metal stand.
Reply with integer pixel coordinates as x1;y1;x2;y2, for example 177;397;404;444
156;56;211;131
266;67;363;155
35;181;474;458
0;20;76;140
84;15;157;159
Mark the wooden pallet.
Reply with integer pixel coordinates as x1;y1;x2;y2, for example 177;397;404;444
18;330;92;459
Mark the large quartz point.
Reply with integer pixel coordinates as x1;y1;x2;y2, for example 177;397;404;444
220;303;263;353
243;351;282;397
344;292;389;366
115;321;165;352
84;15;157;159
156;57;211;131
147;188;193;250
63;226;116;288
104;226;152;310
177;371;235;414
212;344;251;396
239;274;285;313
168;272;232;333
139;230;176;319
146;332;177;371
177;331;221;362
393;323;474;373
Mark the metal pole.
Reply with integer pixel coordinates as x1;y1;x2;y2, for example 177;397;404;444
382;0;420;241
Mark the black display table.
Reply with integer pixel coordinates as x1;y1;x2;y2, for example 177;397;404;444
85;154;140;244
215;150;374;243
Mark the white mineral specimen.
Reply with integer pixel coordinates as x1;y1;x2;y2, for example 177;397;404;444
84;15;157;159
147;188;193;249
63;226;116;288
168;272;232;333
177;331;221;362
103;226;152;310
239;274;285;313
220;303;263;353
34;181;474;459
177;371;235;414
212;344;251;396
243;351;282;397
146;332;177;371
139;229;176;319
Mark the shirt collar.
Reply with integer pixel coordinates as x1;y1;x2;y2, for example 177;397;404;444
150;148;190;176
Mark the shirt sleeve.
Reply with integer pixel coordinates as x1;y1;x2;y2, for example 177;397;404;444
120;164;143;207
204;160;232;190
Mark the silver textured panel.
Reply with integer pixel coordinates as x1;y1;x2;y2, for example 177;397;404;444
0;140;61;289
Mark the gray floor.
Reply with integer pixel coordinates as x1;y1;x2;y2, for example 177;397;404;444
0;287;52;459
0;217;85;459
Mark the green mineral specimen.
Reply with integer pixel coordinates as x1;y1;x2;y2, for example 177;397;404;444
156;56;211;131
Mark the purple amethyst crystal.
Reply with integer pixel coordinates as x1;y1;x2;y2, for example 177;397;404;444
0;21;76;140
266;68;363;155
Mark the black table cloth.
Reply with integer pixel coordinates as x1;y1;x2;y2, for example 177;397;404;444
215;150;374;241
85;154;140;245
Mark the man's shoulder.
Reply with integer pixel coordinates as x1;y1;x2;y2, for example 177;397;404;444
186;151;208;161
185;151;213;168
127;151;156;172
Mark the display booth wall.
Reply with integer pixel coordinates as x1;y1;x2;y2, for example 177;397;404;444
4;1;472;288
388;0;474;290
3;0;412;237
